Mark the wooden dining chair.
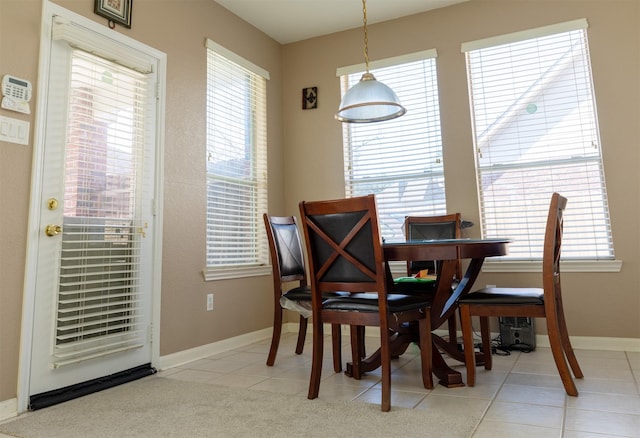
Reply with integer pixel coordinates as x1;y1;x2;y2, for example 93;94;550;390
404;213;463;279
458;193;584;395
299;194;433;412
263;214;342;371
399;213;463;347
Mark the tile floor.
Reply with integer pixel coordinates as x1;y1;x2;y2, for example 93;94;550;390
156;332;640;437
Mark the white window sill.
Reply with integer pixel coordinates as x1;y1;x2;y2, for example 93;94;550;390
203;265;271;281
481;259;622;273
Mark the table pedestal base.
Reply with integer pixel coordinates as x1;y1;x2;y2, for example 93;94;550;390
344;327;483;388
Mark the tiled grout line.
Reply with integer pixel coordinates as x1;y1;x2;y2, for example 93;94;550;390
625;351;640;396
468;348;520;437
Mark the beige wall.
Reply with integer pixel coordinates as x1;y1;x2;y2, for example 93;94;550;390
281;0;640;336
0;0;638;406
0;0;284;402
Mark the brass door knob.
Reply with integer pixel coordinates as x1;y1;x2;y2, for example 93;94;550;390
45;224;62;237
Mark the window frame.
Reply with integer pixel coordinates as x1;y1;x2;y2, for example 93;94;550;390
203;39;270;281
462;19;621;272
339;50;449;243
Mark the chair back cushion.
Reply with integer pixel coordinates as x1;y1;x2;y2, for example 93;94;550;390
264;215;306;283
407;220;459;241
405;213;462;276
299;195;387;297
272;222;306;277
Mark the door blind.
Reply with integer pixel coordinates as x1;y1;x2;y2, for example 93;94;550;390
53;49;150;367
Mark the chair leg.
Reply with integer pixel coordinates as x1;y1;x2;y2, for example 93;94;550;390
459;304;477;387
479;316;492;370
331;324;342;373
418;314;433;389
308;317;324;400
295;315;307;355
349;325;363;379
358;325;367;358
546;311;579;396
266;306;283;366
379;325;392;412
556;298;584;379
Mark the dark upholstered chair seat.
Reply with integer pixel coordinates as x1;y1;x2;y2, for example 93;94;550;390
283;286;349;301
460;287;544;305
322;293;432;313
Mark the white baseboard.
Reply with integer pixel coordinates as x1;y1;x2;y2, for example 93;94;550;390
433;330;640;352
536;334;640;352
158;323;640;372
0;398;17;422
158;327;274;370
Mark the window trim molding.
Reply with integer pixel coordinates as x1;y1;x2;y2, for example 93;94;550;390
461;18;588;53
205;38;270;80
203;265;271;282
336;48;437;76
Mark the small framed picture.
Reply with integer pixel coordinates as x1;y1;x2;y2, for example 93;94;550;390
302;87;318;110
94;0;133;28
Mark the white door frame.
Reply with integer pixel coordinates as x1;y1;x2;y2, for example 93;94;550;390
17;0;165;413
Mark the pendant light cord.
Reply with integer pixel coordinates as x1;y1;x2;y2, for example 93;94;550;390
362;0;370;73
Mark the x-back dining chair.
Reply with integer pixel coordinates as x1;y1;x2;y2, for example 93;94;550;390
263;214;342;371
404;213;463;280
299;194;433;411
458;193;584;395
397;213;463;346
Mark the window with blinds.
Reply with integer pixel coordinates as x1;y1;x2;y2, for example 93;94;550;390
54;48;150;367
340;51;446;241
463;19;614;260
205;40;269;277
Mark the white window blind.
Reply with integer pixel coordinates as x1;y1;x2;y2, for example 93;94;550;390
205;40;268;274
464;20;614;260
340;52;446;241
54;48;151;367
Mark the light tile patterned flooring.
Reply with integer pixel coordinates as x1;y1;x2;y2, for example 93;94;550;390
157;332;640;437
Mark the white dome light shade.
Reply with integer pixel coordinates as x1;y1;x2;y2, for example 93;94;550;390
335;73;406;123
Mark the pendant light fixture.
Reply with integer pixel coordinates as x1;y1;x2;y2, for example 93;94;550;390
335;0;406;123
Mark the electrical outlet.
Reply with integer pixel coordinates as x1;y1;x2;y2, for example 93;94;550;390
486;284;496;288
206;293;214;311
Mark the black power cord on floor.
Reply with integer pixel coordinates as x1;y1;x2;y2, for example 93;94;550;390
461;328;535;356
494;334;534;354
473;335;511;356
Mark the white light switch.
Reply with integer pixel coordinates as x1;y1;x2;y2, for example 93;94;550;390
0;115;29;145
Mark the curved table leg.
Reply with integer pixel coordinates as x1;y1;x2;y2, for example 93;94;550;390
427;257;488;387
345;330;411;377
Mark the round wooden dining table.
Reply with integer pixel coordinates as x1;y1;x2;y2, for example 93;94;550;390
346;238;511;388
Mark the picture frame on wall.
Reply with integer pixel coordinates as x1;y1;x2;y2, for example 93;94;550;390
302;87;318;110
94;0;133;28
